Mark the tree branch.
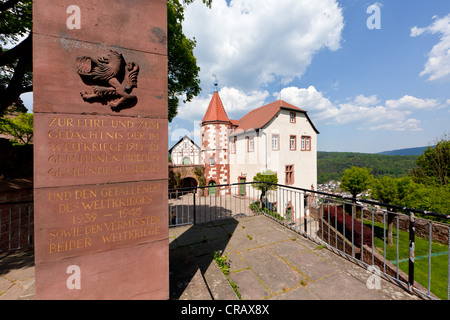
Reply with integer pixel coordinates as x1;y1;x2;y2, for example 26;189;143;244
0;0;21;12
0;32;31;67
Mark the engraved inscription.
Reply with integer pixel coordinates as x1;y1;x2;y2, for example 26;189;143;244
45;182;164;255
45;115;162;179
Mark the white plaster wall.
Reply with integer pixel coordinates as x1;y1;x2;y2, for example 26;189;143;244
229;109;318;219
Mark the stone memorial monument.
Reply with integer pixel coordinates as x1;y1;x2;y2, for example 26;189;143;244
33;0;168;299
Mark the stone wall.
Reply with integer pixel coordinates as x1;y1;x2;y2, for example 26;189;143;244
362;208;449;245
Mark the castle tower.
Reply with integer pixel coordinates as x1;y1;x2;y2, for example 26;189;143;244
200;89;233;192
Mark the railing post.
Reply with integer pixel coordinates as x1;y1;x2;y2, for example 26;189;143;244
408;212;415;293
193;189;197;225
303;193;308;234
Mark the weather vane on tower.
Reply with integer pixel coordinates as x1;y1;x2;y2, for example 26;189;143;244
212;73;219;92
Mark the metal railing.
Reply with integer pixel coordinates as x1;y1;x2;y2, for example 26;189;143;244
0;201;34;253
169;182;450;300
1;182;448;299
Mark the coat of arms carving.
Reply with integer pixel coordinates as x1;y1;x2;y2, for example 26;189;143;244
75;50;139;112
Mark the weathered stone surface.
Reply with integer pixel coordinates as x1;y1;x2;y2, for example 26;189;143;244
35;240;168;300
33;34;167;118
33;0;167;56
33;0;168;300
33;114;167;188
34;180;168;264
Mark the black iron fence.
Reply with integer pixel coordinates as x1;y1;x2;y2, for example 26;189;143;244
0;201;34;253
1;182;448;300
169;182;450;300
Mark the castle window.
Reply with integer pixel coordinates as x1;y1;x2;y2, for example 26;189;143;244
285;165;294;185
210;157;215;166
301;136;311;151
231;136;236;154
272;134;279;151
247;136;254;152
290;112;296;123
289;135;296;151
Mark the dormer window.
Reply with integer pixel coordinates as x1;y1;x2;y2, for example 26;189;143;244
290;112;296;123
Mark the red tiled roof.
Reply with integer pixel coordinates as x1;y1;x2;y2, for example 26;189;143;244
230;119;240;127
232;100;306;133
201;91;232;124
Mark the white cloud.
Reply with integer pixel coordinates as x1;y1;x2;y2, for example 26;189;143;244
385;95;440;110
276;86;334;112
177;86;269;121
219;86;269;115
278;86;442;132
352;94;380;107
183;0;344;90
411;14;450;81
177;84;443;133
368;119;422;132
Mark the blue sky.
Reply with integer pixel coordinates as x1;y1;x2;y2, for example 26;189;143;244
171;0;450;153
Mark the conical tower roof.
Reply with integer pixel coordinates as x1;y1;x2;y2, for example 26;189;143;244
201;91;231;125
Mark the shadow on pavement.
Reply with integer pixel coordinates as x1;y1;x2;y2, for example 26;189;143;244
169;216;239;300
0;249;34;276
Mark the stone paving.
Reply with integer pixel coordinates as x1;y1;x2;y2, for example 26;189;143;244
169;215;424;300
1;214;427;300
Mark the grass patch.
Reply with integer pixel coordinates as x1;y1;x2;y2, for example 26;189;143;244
364;220;448;300
213;251;242;300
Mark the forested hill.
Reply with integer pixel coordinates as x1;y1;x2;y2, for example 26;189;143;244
377;146;429;156
317;151;418;184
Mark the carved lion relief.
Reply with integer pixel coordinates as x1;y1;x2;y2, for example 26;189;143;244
75;50;139;112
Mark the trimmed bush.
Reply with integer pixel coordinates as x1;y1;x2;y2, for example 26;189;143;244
323;205;373;247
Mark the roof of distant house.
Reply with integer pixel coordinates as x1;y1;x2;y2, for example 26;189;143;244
169;135;201;154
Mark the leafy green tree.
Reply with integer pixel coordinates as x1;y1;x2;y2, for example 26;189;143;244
252;170;278;209
0;111;33;145
340;166;374;199
371;176;416;245
0;0;33;116
410;136;449;187
168;0;211;122
403;181;450;218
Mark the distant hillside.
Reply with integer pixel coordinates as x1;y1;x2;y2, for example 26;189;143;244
317;151;418;184
377;146;429;156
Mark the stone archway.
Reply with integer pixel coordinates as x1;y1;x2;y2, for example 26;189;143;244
169;164;203;189
181;177;198;189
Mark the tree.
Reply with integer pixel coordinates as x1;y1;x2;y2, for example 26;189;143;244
0;111;33;145
0;0;33;116
340;166;374;199
0;0;211;120
168;0;209;122
410;135;449;187
252;170;278;209
371;176;416;245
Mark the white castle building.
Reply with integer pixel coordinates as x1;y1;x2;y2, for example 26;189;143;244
200;89;319;199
